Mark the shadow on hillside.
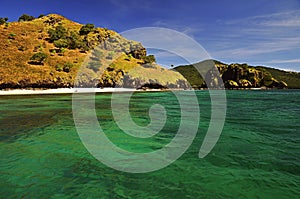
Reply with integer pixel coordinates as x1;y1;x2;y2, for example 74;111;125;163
28;61;44;66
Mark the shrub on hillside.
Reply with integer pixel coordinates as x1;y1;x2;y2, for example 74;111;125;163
48;24;68;42
0;17;8;25
48;26;87;51
30;52;48;65
79;43;90;52
55;64;63;72
67;31;83;49
79;24;95;35
18;14;35;22
54;39;69;49
62;62;74;72
55;62;73;72
142;55;156;64
8;33;16;40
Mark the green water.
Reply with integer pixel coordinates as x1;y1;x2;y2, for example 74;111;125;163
0;90;299;198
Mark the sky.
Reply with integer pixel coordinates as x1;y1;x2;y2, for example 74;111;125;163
1;0;300;71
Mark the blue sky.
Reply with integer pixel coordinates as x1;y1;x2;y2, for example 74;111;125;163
1;0;300;71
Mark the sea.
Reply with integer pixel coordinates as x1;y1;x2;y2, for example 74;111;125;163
0;90;299;198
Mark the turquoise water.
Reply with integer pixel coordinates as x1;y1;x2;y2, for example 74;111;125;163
0;90;299;198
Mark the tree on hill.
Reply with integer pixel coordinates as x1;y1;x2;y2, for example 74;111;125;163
18;14;35;22
68;31;84;49
79;24;95;35
142;55;156;64
48;24;68;42
53;39;69;49
48;25;86;51
0;17;8;25
30;52;48;65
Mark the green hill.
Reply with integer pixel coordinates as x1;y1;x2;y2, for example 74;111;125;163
174;60;300;89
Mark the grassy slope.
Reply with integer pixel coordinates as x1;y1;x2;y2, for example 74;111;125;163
0;15;86;87
0;14;187;89
173;60;217;87
130;64;185;85
174;64;204;87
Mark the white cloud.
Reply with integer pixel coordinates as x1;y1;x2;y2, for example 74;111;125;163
209;10;300;62
121;27;211;66
211;36;300;58
267;59;300;64
223;10;300;27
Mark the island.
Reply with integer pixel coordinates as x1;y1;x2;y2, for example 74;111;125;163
1;14;299;92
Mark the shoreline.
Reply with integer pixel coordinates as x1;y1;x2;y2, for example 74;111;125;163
0;87;294;96
0;88;176;96
0;88;140;96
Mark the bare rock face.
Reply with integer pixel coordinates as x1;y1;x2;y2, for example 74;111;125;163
222;64;263;87
221;64;279;88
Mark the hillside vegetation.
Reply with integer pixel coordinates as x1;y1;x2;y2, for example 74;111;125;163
174;60;300;89
0;14;189;89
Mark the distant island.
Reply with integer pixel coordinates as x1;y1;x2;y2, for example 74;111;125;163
0;14;299;90
174;60;300;89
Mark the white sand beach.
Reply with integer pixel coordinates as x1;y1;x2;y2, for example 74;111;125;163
0;88;140;95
